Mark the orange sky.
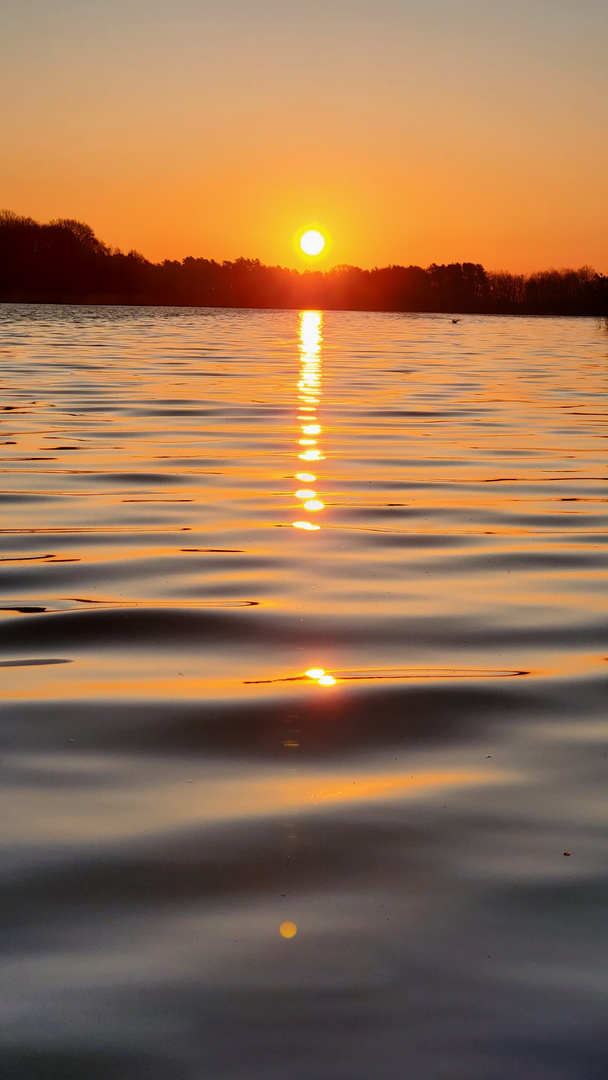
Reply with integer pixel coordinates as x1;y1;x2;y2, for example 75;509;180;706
2;0;607;272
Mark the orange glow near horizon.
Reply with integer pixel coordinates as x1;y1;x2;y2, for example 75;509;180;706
2;2;607;272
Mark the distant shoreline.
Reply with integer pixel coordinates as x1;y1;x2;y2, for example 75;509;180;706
2;212;607;317
1;299;605;319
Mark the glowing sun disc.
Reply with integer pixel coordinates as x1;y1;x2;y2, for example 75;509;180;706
300;230;325;256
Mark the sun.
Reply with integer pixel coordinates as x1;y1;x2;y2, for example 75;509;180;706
300;229;326;257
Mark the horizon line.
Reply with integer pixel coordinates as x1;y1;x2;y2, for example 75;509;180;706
1;211;604;279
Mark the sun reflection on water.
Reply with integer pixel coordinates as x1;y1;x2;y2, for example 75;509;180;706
305;667;337;687
292;311;327;530
292;521;320;531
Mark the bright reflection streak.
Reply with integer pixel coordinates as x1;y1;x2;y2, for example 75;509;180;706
305;667;337;687
300;310;322;352
293;312;325;530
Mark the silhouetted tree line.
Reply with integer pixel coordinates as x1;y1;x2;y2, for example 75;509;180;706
1;211;607;315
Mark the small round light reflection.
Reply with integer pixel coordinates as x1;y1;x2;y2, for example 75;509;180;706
318;675;336;686
296;473;316;482
304;500;324;511
292;521;320;530
305;668;325;679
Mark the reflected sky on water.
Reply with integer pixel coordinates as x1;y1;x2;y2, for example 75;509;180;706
0;304;607;1079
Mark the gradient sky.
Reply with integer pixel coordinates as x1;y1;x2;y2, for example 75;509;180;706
2;0;607;271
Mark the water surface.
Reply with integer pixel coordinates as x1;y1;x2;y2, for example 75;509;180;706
1;305;607;1079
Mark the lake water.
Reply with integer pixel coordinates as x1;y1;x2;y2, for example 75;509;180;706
1;304;607;1079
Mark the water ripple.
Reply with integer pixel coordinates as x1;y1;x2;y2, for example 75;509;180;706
0;304;607;1079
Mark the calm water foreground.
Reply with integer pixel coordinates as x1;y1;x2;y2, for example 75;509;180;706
1;304;607;1079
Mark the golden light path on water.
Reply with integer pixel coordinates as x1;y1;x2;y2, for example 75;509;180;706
1;307;607;1071
290;314;338;692
292;311;325;535
287;323;335;936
